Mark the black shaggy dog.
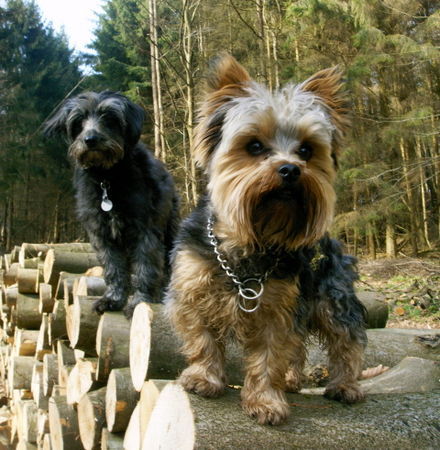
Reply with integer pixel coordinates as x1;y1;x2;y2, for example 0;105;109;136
44;91;180;317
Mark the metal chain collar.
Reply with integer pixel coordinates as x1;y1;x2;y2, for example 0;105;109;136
207;214;273;313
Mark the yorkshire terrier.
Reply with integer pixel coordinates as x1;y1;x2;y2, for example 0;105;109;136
166;55;367;425
44;91;179;318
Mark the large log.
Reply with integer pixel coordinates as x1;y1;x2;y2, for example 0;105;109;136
19;243;94;266
96;312;130;382
17;268;40;295
43;250;99;288
142;382;440;449
9;356;34;391
42;353;58;397
13;329;38;357
48;390;81;450
66;295;100;355
38;283;54;314
75;276;106;297
105;368;138;433
129;303;153;391
66;358;101;405
142;304;440;384
48;300;67;344
77;386;107;450
4;262;20;286
13;293;41;330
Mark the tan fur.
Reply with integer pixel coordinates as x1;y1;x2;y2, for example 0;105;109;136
167;55;363;425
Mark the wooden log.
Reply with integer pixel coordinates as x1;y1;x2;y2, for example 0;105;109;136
13;329;38;356
4;262;20;286
48;390;81;450
122;403;141;450
105;368;138;433
144;383;439;449
36;314;51;361
11;245;21;263
67;295;100;355
139;380;167;445
38;283;54;314
129;303;153;391
42;434;51;450
17;268;40;294
37;409;49;444
22;257;40;269
19;243;94;266
9;356;34;391
57;341;76;388
96;312;130;382
129;305;440;385
75;276;106;297
13;293;41;330
55;273;80;301
101;428;124;450
48;300;67;345
77;386;107;450
43;353;58;397
44;250;99;288
22;397;38;443
31;361;48;410
5;285;18;307
66;358;101;405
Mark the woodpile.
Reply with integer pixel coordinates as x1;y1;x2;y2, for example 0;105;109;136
1;241;439;449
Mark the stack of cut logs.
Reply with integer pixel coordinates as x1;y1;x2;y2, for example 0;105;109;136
0;242;193;449
2;243;439;449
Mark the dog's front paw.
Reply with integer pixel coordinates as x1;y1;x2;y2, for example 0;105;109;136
93;292;126;314
242;394;290;425
178;365;225;398
324;383;365;404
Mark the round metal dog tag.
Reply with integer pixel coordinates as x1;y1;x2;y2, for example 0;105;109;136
101;198;113;212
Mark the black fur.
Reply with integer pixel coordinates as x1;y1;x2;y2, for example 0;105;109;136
44;91;180;317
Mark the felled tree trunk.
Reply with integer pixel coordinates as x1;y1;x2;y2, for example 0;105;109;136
142;382;440;449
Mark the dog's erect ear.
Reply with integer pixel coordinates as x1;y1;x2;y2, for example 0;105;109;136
206;53;252;92
124;99;145;147
300;67;351;160
194;54;252;169
43;99;74;139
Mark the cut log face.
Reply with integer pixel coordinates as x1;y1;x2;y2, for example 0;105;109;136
42;353;58;397
142;382;195;450
14;293;41;330
130;303;153;391
48;393;82;450
66;358;99;405
38;283;54;314
96;312;130;382
105;367;139;433
67;295;100;355
77;386;107;450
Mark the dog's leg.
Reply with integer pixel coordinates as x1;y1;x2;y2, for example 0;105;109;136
177;325;226;398
285;338;307;393
124;233;166;318
313;301;366;403
241;326;300;425
323;330;365;404
93;244;131;313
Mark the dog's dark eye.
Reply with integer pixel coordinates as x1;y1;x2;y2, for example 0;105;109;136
103;114;121;129
71;118;83;138
246;139;267;156
298;142;313;161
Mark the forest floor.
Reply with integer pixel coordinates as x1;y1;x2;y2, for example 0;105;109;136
358;254;440;329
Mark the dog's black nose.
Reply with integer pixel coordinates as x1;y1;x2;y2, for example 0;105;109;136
84;134;99;147
278;164;301;183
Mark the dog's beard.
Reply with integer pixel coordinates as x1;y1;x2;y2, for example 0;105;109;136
69;140;124;169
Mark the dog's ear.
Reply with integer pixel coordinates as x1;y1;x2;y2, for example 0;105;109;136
194;54;252;169
43;99;74;139
124;99;145;147
300;67;351;161
206;53;252;92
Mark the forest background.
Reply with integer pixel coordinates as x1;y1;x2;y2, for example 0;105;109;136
0;0;439;260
